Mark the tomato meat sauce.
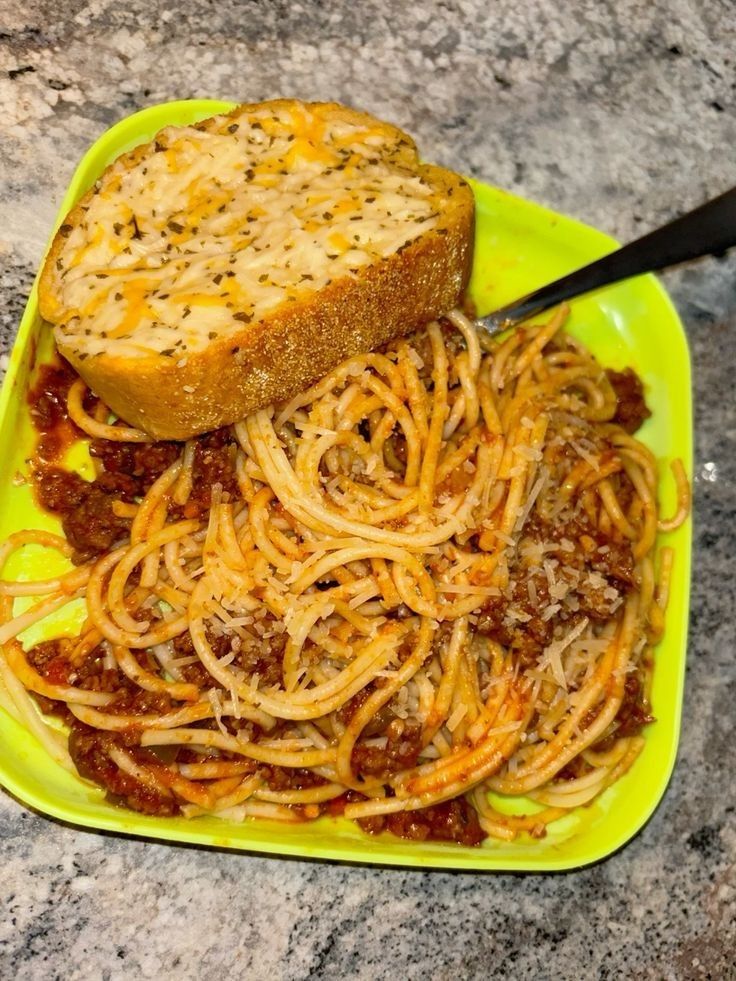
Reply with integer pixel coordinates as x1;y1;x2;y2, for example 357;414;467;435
20;353;655;846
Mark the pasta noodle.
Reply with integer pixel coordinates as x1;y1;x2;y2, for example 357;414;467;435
0;308;690;845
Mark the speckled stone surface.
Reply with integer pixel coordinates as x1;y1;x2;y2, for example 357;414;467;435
1;2;735;978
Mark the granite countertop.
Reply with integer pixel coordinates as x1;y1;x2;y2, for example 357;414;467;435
1;2;734;977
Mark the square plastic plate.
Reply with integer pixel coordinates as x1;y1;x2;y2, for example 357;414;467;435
0;100;692;870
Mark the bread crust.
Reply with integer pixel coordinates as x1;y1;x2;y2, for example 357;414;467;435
40;101;475;440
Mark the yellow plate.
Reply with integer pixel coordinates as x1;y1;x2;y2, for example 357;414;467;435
0;100;692;870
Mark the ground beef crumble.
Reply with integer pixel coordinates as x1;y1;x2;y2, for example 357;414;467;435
68;724;180;817
351;719;423;779
358;797;486;846
606;367;651;434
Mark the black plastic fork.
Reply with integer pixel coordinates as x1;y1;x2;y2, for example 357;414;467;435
477;185;736;334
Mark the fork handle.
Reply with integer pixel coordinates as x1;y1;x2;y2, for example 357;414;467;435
480;184;736;332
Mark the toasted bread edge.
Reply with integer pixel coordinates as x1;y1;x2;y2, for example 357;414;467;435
55;168;475;439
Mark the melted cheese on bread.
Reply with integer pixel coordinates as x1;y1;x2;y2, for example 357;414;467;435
44;102;442;362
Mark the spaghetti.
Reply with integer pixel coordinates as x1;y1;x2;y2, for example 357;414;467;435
0;308;690;845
